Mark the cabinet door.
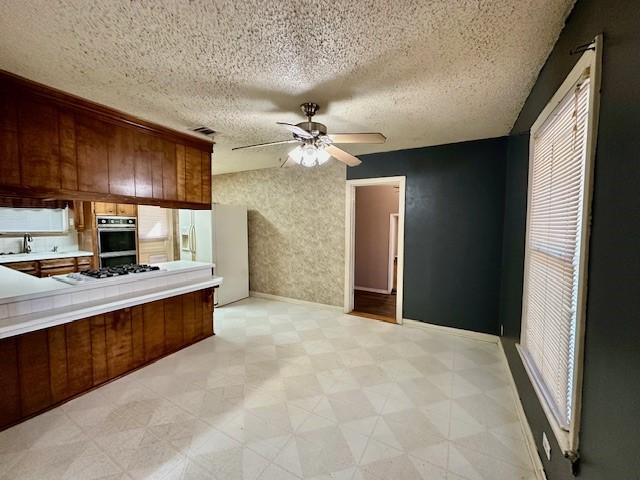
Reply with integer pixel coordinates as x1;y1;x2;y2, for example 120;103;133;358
106;309;133;378
175;144;187;202
18;98;61;189
162;141;178;201
76;115;110;193
0;86;20;186
59;110;77;190
94;202;117;215
0;337;20;427
185;146;202;203
39;266;76;277
116;203;137;216
143;300;165;361
108;125;136;197
4;261;38;276
164;296;184;351
18;330;52;416
201;150;211;206
134;134;165;199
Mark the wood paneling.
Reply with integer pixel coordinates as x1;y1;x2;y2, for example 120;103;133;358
0;338;20;426
116;203;137;217
48;326;68;403
0;289;216;430
76;115;110;194
90;315;108;385
164;296;184;351
18;98;60;189
17;330;51;416
66;319;93;395
108;126;136;197
93;202;117;215
185;146;202;203
3;261;38;276
59;110;77;190
0;88;20;186
162;141;178;201
202;288;214;337
131;306;145;366
176;144;186;202
202;150;212;206
182;292;201;343
143;300;165;362
106;309;133;378
0;71;214;209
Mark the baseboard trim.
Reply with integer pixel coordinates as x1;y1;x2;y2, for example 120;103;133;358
498;340;547;480
402;318;499;344
354;286;391;294
249;291;342;311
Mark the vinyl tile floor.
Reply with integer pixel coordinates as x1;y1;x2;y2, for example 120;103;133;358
0;297;538;480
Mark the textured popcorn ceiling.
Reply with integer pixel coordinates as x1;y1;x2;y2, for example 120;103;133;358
0;0;573;174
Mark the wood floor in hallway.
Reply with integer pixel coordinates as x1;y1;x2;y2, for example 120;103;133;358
353;289;397;322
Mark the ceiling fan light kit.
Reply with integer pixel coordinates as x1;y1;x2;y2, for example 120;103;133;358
233;102;386;168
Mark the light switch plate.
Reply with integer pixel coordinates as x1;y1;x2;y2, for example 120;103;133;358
542;432;551;461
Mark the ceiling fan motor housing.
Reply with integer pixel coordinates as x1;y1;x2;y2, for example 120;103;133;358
295;121;327;138
300;102;320;119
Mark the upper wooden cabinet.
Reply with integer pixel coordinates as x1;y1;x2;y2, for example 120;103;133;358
0;71;213;209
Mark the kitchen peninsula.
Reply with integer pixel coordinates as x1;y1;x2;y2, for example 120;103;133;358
0;66;220;432
0;260;222;430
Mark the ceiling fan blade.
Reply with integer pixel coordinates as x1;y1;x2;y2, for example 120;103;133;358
328;133;386;144
280;156;296;168
325;145;362;167
276;122;314;139
232;139;298;151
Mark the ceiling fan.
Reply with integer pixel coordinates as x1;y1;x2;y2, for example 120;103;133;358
232;102;386;167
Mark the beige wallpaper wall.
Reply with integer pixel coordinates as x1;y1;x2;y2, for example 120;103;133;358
212;161;346;306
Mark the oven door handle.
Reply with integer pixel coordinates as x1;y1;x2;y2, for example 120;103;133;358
97;228;137;232
99;250;138;258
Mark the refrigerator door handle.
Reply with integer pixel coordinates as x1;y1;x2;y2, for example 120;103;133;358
192;224;197;258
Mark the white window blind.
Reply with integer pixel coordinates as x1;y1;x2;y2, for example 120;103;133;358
137;206;170;240
521;75;591;430
0;207;69;233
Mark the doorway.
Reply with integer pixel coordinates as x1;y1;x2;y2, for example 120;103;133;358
345;176;405;324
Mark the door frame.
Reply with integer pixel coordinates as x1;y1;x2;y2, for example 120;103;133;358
344;176;406;324
388;213;399;293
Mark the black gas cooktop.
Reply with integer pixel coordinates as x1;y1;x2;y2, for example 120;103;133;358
81;264;160;279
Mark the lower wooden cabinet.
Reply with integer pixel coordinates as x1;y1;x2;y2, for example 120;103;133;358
0;288;215;430
3;256;94;277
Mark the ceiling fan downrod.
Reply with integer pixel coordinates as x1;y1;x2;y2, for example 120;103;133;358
300;102;320;122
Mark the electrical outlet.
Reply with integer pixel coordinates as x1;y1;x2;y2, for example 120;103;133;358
542;432;551;461
500;324;504;336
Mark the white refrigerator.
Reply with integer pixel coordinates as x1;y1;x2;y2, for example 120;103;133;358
179;205;249;306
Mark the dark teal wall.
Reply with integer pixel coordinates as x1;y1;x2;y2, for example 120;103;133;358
349;137;507;335
500;0;640;478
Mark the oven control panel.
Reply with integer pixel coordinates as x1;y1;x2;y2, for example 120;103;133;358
97;216;136;227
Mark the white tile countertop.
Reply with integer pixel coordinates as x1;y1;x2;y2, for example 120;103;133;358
0;250;94;264
0;261;222;339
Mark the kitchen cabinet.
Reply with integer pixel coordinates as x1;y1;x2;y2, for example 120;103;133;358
4;261;38;276
116;203;137;217
93;202;117;215
3;256;94;277
93;202;137;217
39;258;76;277
0;288;215;430
0;71;213;209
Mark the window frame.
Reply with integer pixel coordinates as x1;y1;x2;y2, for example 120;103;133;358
517;35;602;456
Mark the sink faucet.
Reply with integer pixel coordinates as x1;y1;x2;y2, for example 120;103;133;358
22;233;33;254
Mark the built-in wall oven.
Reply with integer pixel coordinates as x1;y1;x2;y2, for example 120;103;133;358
96;216;137;268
